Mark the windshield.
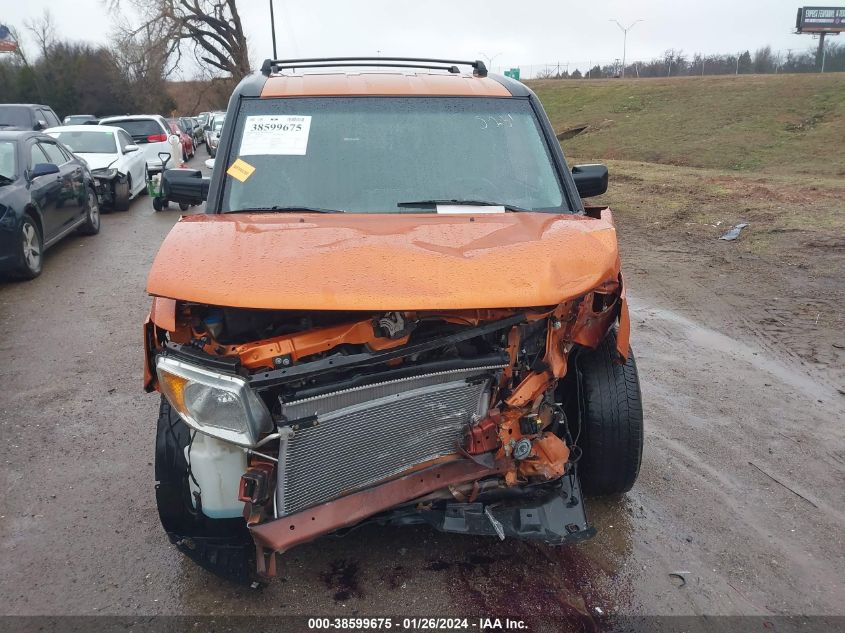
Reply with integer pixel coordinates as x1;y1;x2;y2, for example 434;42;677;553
0;106;31;129
51;130;116;154
213;119;225;131
0;141;16;182
221;97;568;214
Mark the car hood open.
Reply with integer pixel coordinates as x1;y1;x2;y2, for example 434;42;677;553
146;210;621;310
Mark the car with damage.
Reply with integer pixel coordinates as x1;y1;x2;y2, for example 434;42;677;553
99;115;175;175
143;57;643;584
47;125;147;211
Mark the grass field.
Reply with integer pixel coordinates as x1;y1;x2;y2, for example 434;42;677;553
528;73;844;375
530;73;845;177
527;73;845;260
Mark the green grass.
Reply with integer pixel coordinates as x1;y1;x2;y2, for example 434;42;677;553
530;74;845;177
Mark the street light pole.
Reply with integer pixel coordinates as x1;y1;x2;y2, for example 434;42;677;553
269;0;278;59
478;51;502;71
609;19;643;78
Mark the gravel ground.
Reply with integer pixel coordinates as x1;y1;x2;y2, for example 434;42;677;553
1;155;842;630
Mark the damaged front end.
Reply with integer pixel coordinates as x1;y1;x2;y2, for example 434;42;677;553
144;277;629;581
90;168;128;208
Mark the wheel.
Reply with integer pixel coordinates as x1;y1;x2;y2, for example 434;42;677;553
182;150;188;163
575;329;643;496
206;141;212;156
179;202;190;211
152;197;164;212
78;187;100;235
209;146;216;159
15;212;43;279
155;397;253;584
114;176;131;211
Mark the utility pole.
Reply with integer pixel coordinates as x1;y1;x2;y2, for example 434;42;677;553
478;51;502;71
268;0;277;59
609;18;643;78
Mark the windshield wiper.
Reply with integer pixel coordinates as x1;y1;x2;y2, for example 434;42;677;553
0;175;14;185
396;199;530;212
228;206;344;214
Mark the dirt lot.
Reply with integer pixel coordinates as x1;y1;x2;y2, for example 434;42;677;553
0;148;843;630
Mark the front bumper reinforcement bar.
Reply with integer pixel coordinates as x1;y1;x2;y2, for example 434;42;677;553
250;458;506;553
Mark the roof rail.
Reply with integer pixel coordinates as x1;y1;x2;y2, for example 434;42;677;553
260;57;488;78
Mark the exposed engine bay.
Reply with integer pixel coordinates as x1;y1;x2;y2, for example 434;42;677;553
144;279;628;580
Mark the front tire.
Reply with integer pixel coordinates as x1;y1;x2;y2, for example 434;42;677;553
155;397;254;584
16;213;43;279
114;176;131;211
576;329;644;496
78;187;100;235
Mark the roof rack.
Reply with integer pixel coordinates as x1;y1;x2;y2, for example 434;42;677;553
260;56;488;78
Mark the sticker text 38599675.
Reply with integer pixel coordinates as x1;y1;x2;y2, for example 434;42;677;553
239;115;312;156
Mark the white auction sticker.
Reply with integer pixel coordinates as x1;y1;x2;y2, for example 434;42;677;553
239;115;312;156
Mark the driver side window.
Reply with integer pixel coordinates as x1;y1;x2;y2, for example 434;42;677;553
29;143;50;169
39;141;67;165
118;130;133;152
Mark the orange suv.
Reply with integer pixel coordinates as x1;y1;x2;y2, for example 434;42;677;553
143;57;643;584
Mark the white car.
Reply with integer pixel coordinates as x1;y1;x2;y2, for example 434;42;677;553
47;125;147;211
98;115;176;175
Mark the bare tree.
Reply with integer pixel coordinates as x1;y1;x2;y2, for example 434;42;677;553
25;9;56;60
110;0;251;79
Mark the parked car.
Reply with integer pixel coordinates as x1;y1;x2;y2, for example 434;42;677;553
98;115;174;174
196;112;210;128
204;113;225;158
47;125;147;211
166;118;195;161
143;57;642;584
0;104;61;131
0;130;99;279
180;116;204;146
63;114;98;126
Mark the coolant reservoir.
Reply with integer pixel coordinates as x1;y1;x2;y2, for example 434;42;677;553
185;432;247;519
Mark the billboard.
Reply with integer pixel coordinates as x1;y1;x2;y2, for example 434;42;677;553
796;6;845;32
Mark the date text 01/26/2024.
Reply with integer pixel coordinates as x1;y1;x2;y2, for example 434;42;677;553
307;617;528;630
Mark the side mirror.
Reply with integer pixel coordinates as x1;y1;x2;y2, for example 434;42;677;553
572;164;608;198
30;163;60;179
34;120;48;131
124;144;140;153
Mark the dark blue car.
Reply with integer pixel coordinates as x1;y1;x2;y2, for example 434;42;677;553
0;130;100;279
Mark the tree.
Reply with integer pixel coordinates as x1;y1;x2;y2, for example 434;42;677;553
112;0;251;79
753;46;775;74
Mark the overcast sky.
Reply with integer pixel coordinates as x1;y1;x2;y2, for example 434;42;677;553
2;0;825;75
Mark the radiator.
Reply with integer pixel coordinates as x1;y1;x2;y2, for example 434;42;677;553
275;366;499;516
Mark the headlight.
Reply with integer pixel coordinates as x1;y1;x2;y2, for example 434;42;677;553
156;356;272;447
91;168;118;180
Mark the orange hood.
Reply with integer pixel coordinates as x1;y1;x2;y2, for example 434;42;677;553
146;210;621;311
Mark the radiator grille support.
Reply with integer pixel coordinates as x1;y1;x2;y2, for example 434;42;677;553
276;366;498;516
